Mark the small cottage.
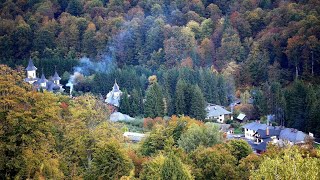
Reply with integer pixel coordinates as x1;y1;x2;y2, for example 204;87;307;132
206;104;232;123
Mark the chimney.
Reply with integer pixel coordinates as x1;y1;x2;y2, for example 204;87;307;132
266;127;269;136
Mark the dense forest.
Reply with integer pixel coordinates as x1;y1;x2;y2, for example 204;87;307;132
1;65;320;179
1;0;320;178
1;0;320;135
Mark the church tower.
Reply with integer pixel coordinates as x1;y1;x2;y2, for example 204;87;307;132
38;72;48;89
25;58;38;84
52;68;61;85
105;80;122;111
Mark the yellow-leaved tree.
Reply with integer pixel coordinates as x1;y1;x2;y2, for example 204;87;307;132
0;65;63;179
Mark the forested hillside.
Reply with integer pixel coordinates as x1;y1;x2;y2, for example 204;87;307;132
1;0;319;83
1;65;320;179
1;0;320;135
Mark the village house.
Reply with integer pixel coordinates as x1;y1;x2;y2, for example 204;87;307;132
206;104;232;123
242;122;271;140
242;121;310;153
25;58;64;92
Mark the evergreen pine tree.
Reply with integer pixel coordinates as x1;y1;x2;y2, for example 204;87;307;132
190;85;207;120
217;76;227;106
130;88;143;117
175;80;187;115
119;90;130;115
284;80;308;130
144;82;164;118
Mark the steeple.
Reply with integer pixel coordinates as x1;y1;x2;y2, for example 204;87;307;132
113;79;120;92
105;79;122;107
25;57;38;84
26;58;37;71
52;66;61;85
38;69;48;88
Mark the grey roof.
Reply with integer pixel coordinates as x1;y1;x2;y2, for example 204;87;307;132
38;73;48;84
254;141;267;151
207;105;231;117
52;71;61;81
237;113;246;120
45;81;61;91
26;58;37;71
279;128;307;144
256;128;281;139
242;122;271;131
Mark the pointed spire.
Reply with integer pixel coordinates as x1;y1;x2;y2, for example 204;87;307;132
26;57;37;71
39;71;48;84
52;65;61;81
113;79;120;92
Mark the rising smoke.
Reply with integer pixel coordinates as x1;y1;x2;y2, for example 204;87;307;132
66;54;115;95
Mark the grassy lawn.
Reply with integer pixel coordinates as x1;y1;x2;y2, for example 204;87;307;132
234;127;243;134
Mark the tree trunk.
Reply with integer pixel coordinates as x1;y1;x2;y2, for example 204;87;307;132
295;65;299;79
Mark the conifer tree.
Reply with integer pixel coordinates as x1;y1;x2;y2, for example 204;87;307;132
144;82;164;118
217;76;227;106
119;90;130;115
175;80;187;115
190;85;207;120
130;88;143;117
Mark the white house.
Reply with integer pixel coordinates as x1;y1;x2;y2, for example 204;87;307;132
206;104;232;123
242;122;272;140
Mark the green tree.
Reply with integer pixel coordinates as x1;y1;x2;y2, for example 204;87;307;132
200;19;214;39
178;123;222;153
175;80;187;115
120;90;130;115
225;140;252;162
161;153;193;180
189;85;207;120
140;154;165;180
144;82;164;118
251;148;320;180
129;88;143;117
246;43;269;86
284;80;309;130
66;0;83;16
190;145;239;180
85;141;134;179
140;125;167;156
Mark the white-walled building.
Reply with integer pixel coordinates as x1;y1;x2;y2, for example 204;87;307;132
242;122;310;153
105;80;122;108
206;104;232;123
242;122;272;140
